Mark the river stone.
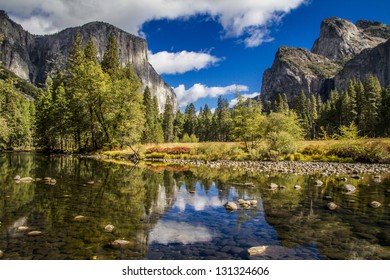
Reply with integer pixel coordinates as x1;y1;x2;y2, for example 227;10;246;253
112;239;131;247
19;177;34;182
370;201;381;208
73;215;86;221
269;183;278;190
327;202;338;210
248;246;267;256
27;231;44;236
13;175;21;180
342;184;356;194
249;200;258;206
17;226;30;231
315;180;323;187
0;250;3;258
87;181;94;185
104;224;115;233
294;185;302;190
224;202;238;211
237;199;246;205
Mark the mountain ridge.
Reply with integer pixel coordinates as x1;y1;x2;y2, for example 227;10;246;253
0;10;177;112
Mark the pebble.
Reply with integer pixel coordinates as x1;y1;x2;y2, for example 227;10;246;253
13;175;21;180
19;177;34;182
27;231;44;236
370;201;382;209
327;202;338;210
0;250;3;258
87;181;94;185
342;184;356;194
294;185;302;190
104;224;115;233
248;246;267;256
269;183;278;190
315;180;323;187
112;239;131;246
17;226;30;231
73;215;86;221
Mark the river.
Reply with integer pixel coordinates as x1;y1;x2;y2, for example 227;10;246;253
0;153;389;260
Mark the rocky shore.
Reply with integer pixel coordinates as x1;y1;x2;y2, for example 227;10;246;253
156;159;390;175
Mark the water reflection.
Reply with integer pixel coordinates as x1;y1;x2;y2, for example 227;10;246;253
0;153;389;260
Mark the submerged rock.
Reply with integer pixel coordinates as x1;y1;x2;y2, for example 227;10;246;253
19;177;34;182
112;239;132;247
104;224;115;233
370;201;382;208
73;215;87;221
342;184;356;194
27;231;44;236
248;246;267;256
315;180;324;187
17;226;30;231
327;202;338;210
224;202;238;211
249;200;258;206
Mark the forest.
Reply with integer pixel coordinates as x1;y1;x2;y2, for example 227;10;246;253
1;33;390;154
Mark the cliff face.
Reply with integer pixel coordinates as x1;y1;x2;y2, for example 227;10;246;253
0;11;177;112
261;17;390;103
261;47;340;102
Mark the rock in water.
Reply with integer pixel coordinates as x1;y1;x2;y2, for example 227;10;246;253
342;184;356;194
112;239;131;247
327;202;338;210
315;180;324;187
294;185;302;190
104;225;115;233
224;202;238;211
19;177;34;182
73;215;86;221
13;175;21;180
370;201;381;208
269;183;278;190
17;226;30;231
27;231;44;236
248;246;267;256
0;250;3;259
249;200;258;206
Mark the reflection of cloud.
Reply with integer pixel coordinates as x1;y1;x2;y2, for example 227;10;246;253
173;186;223;212
149;221;213;245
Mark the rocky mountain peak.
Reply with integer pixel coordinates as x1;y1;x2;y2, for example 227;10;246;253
311;17;388;61
0;11;177;112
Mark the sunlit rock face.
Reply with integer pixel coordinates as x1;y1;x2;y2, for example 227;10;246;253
261;17;390;104
0;10;177;112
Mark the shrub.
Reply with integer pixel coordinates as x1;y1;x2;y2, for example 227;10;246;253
266;131;299;155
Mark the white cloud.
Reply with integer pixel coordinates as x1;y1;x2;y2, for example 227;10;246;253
149;51;221;74
229;92;260;107
4;0;306;47
174;83;248;107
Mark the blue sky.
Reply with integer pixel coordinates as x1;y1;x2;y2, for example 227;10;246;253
4;0;390;111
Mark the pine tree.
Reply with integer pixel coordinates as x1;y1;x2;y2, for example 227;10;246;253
362;74;382;137
183;103;197;137
274;93;289;114
162;97;174;143
214;97;231;141
379;85;390;136
102;33;120;78
173;109;185;142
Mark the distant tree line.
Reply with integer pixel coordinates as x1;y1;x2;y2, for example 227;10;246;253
1;31;390;152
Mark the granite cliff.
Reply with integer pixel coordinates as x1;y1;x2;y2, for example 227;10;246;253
261;17;390;103
0;11;177;112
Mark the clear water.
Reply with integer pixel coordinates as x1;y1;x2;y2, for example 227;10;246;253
0;153;389;260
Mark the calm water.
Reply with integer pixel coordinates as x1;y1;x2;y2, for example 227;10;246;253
0;153;389;260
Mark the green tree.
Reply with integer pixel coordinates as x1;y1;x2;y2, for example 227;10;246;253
361;74;382;137
173;109;185;142
102;33;120;78
232;94;264;151
142;87;163;143
183;103;197;136
162;97;174;143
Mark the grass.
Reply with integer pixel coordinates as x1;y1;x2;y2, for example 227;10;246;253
97;138;390;164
